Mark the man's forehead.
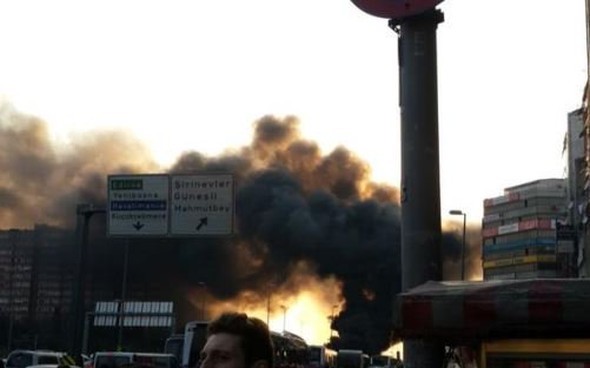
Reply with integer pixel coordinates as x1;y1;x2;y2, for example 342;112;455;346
203;333;243;352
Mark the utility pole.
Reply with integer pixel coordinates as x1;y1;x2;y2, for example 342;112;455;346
330;305;337;338
395;11;444;367
71;204;105;365
449;210;467;280
266;293;271;326
117;239;130;350
350;1;445;366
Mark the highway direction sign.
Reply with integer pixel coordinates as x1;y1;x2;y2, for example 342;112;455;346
107;174;169;236
170;173;234;236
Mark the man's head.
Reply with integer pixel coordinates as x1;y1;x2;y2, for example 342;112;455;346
199;312;273;368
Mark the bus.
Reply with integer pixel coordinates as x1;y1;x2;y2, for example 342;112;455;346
164;334;184;365
336;350;367;368
271;331;309;368
368;355;400;368
181;321;208;368
308;345;337;368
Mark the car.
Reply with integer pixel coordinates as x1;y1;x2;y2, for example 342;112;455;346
93;352;178;368
81;355;92;368
5;350;76;368
25;365;80;368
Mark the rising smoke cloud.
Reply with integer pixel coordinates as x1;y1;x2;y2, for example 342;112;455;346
0;101;159;229
0;101;475;353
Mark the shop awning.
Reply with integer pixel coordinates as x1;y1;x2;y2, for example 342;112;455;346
393;279;590;339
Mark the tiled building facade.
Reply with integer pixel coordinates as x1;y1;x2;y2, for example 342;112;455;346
482;179;571;280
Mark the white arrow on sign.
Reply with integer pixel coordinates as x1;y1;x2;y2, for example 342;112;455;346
170;174;234;236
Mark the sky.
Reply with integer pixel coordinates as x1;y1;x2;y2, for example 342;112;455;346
0;0;586;223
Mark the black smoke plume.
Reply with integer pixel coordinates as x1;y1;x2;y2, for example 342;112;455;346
0;102;472;354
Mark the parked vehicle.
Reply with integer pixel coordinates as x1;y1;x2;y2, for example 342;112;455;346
181;321;208;368
93;352;178;368
5;350;75;368
308;345;337;368
271;331;309;368
163;335;184;365
368;355;401;368
336;350;368;368
81;355;92;368
25;365;80;368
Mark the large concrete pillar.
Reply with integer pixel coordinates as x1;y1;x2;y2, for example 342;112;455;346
394;9;444;367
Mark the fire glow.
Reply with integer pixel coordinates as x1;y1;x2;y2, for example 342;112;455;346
201;272;343;345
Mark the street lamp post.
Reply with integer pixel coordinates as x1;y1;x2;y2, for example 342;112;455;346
198;282;207;320
449;209;467;280
265;280;275;326
266;294;271;326
280;305;287;332
330;305;337;338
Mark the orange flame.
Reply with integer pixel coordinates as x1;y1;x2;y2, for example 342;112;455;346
197;263;344;345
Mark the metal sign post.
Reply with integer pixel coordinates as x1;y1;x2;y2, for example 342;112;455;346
71;204;105;365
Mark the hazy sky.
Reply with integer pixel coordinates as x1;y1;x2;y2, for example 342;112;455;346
0;0;586;222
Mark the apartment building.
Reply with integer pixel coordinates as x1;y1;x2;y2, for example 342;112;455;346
0;224;179;351
0;226;75;321
482;178;571;280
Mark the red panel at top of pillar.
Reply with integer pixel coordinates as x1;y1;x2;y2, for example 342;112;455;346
351;0;444;19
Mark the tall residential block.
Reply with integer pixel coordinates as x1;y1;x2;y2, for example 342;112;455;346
482;178;572;280
0;226;75;320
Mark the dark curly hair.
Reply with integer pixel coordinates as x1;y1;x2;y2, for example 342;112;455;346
207;312;274;368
